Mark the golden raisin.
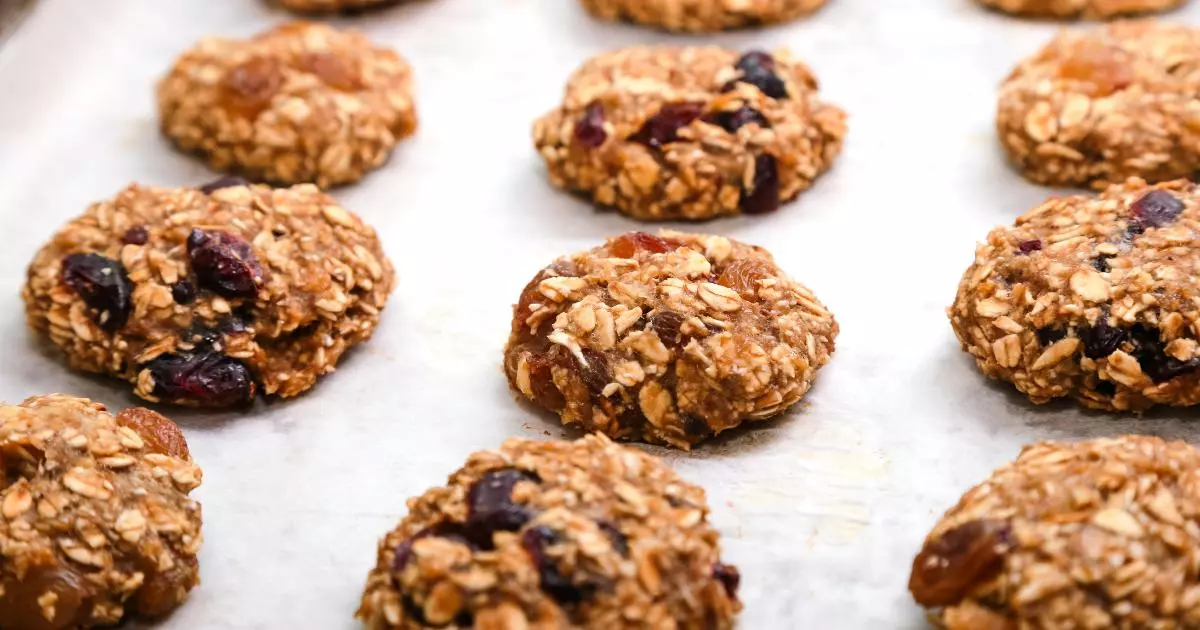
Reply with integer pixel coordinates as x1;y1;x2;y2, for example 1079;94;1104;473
716;259;773;298
221;56;284;118
0;566;94;630
608;232;684;259
1058;42;1133;97
116;408;191;460
909;519;1012;607
299;52;361;92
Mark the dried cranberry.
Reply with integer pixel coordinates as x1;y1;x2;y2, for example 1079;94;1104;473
574;102;608;149
909;519;1012;607
1080;316;1126;359
741;154;781;215
597;521;628;556
122;226;149;245
730;53;788;99
706;106;771;133
576;349;611;397
609;232;683;258
146;352;255;407
466;468;540;547
1130;325;1200;383
1095;380;1118;397
1093;255;1114;272
198;175;249;194
713;562;741;600
522;526;588;604
172;281;197;305
61;253;132;332
735;51;777;75
392;522;474;574
1130;190;1184;230
650;310;687;347
1036;328;1065;346
630;103;705;149
187;229;265;299
1017;239;1042;254
682;414;713;438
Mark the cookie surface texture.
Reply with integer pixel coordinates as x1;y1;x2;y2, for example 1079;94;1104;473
579;0;827;32
978;0;1184;18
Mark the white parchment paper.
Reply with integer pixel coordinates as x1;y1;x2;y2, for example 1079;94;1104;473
2;1;1200;627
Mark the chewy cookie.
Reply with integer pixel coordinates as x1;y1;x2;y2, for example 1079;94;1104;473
23;180;394;408
579;0;827;32
158;22;417;188
533;47;846;221
949;179;1200;411
0;395;202;630
911;436;1200;628
504;231;837;449
998;21;1200;188
357;433;740;629
977;0;1184;18
276;0;399;13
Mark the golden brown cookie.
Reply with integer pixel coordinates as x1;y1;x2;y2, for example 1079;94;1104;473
579;0;827;32
275;0;400;13
978;0;1184;18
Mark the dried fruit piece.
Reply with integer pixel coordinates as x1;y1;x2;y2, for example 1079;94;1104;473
735;51;777;75
198;175;249;194
1017;239;1042;254
909;519;1012;607
146;352;256;407
706;106;771;133
576;349;612;397
220;56;283;118
718;259;774;298
60;253;133;332
1080;316;1126;359
729;51;788;99
0;566;94;630
1130;190;1185;230
741;154;781;215
608;232;684;258
713;562;741;600
522;525;588;605
186;229;265;299
122;227;149;246
1130;325;1200;383
466;468;540;547
650;310;687;347
630;103;706;149
575;102;608;148
1058;41;1133;98
171;281;197;305
1093;254;1114;272
298;52;361;91
1036;328;1066;346
115;408;190;459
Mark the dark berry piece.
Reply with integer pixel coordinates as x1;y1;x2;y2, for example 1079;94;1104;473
706;106;771;133
391;522;474;574
735;51;777;75
198;175;249;194
596;521;628;556
909;519;1012;607
575;349;611;397
1035;328;1065;346
1130;190;1184;230
61;253;133;332
630;103;705;149
738;68;789;99
1095;380;1117;397
171;281;197;305
650;310;687;347
1080;317;1126;359
522;525;588;604
574;102;608;149
187;229;265;299
1093;255;1113;272
122;226;149;246
713;562;741;600
466;468;540;547
682;414;713;438
1017;239;1042;254
146;352;255;407
741;154;781;215
1130;325;1200;383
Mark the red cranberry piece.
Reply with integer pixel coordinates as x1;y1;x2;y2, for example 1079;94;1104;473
1130;325;1200;383
172;281;197;305
574;102;608;149
736;51;777;75
575;349;611;397
713;562;741;600
198;176;249;194
146;352;255;406
187;229;265;299
522;525;588;604
608;232;684;258
1035;327;1065;346
630;103;706;149
61;253;132;332
741;154;781;215
466;468;540;547
909;519;1012;607
122;226;149;245
1017;239;1042;254
1080;316;1126;359
706;106;771;133
650;310;687;347
1130;190;1184;230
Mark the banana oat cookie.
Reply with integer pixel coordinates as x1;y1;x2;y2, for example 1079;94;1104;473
579;0;826;32
23;179;394;408
357;433;741;630
533;47;846;221
977;0;1184;18
911;436;1200;629
157;21;417;188
504;231;837;449
998;21;1200;188
275;0;399;13
0;395;203;630
949;178;1200;411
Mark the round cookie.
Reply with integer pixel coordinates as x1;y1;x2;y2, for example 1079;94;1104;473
579;0;827;32
275;0;399;13
357;433;741;630
504;231;838;449
0;395;202;630
910;435;1200;628
977;0;1184;18
998;21;1200;188
533;47;846;221
157;21;417;188
23;179;394;408
949;178;1200;411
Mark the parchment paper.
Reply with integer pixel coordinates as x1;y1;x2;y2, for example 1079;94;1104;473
2;1;1199;627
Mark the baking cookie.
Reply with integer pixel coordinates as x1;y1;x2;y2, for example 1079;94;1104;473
275;0;399;13
977;0;1184;18
911;435;1200;629
579;0;827;32
23;179;394;408
158;22;417;188
998;21;1200;188
533;47;846;221
504;231;837;449
949;178;1200;411
357;433;740;630
0;395;202;630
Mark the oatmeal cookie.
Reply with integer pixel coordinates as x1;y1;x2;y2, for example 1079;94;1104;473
579;0;827;32
0;395;203;630
357;433;740;630
157;21;417;188
911;435;1200;629
533;47;846;221
948;178;1200;411
977;0;1184;18
998;21;1200;188
275;0;399;13
504;231;837;449
23;179;394;408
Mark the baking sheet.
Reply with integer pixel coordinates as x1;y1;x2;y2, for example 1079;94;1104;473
3;1;1200;627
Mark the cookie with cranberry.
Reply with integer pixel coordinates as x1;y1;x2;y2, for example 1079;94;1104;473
998;21;1200;188
533;47;846;221
0;395;203;630
579;0;826;32
275;0;399;13
357;433;740;630
158;22;417;188
949;178;1200;411
978;0;1183;18
504;231;837;449
912;435;1200;629
22;180;394;408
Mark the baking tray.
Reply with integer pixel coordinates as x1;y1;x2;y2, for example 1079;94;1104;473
3;1;1200;628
